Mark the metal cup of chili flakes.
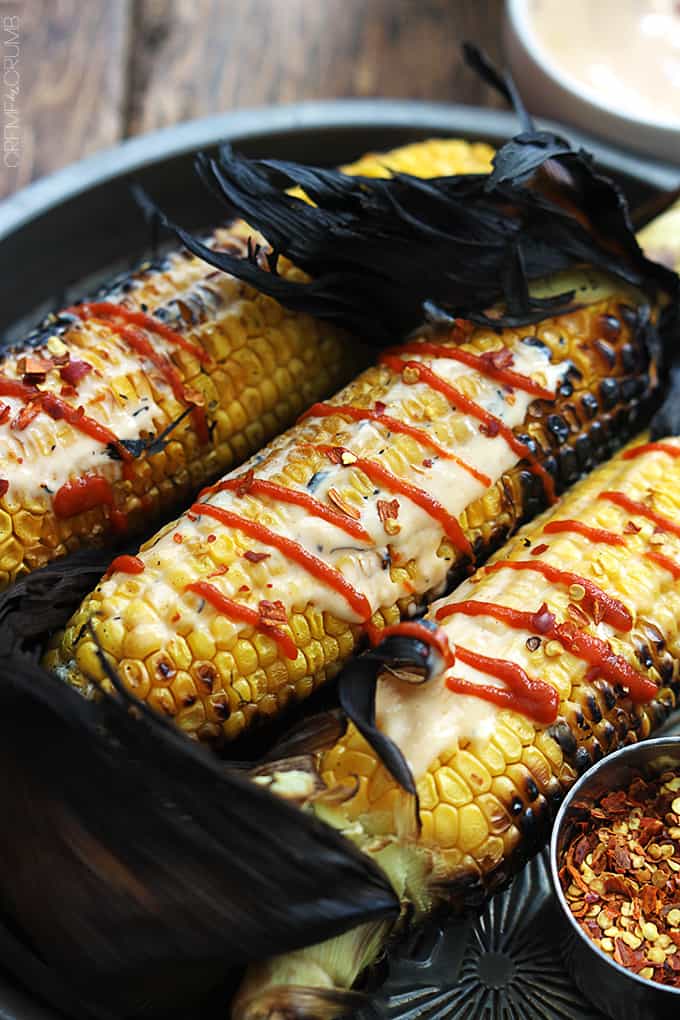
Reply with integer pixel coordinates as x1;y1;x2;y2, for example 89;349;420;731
550;737;680;1020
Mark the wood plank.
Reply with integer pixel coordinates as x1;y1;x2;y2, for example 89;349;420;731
128;0;505;136
0;0;131;198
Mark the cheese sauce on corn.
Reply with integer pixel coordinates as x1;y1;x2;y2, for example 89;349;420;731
375;438;680;778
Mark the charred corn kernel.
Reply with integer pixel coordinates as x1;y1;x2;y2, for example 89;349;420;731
316;435;680;909
51;281;659;744
2;139;495;589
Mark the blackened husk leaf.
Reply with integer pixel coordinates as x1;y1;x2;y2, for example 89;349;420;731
135;130;677;345
0;559;398;1017
338;632;441;796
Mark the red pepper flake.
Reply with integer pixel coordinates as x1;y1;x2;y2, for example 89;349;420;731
187;511;198;522
18;355;51;382
480;347;514;371
0;403;9;425
239;584;250;593
235;469;254;497
59;359;93;386
60;385;77;398
11;401;41;430
173;533;183;544
327;487;361;520
208;565;229;579
377;498;400;522
560;768;680;989
374;400;387;415
422;457;433;468
531;543;549;557
624;520;641;534
324;446;346;465
244;550;270;563
0;479;8;499
207;534;216;543
258;598;287;625
479;420;500;438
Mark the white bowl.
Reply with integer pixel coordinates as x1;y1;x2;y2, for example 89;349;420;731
504;0;680;164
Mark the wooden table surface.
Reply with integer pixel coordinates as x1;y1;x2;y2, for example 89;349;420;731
2;0;504;199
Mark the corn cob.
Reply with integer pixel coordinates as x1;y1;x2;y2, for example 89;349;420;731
0;139;494;591
638;198;680;272
235;434;680;1019
47;277;656;743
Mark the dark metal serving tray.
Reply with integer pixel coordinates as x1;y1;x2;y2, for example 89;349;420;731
0;100;679;1020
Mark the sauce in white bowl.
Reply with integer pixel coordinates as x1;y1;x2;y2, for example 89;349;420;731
505;0;680;163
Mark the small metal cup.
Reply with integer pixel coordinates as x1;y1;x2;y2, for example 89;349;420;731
549;737;680;1020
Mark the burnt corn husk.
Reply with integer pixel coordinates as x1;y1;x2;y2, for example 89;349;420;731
0;556;398;1017
0;139;494;589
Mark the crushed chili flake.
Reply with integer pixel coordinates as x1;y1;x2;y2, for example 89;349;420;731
422;457;433;468
480;347;514;371
0;403;9;425
479;420;500;438
324;446;346;465
11;401;40;431
244;550;270;563
208;565;229;579
531;543;549;557
258;599;287;625
327;487;361;520
624;520;641;534
0;479;8;498
235;469;255;497
374;401;387;415
18;355;51;380
377;498;399;522
173;533;183;544
560;768;680;988
59;359;92;386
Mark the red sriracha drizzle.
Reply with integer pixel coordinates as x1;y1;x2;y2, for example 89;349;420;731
366;620;456;668
484;559;632;631
190;502;371;621
202;476;373;543
300;402;491;487
318;444;472;556
437;599;656;703
0;374;132;461
622;441;680;461
543;520;625;546
74;308;209;445
599;491;680;539
106;554;145;576
70;303;212;364
645;550;680;580
53;475;115;519
186;581;298;660
379;354;557;504
385;341;556;400
448;646;559;724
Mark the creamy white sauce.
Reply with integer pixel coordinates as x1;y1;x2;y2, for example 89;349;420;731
100;340;565;644
0;272;251;506
530;0;680;125
376;439;680;779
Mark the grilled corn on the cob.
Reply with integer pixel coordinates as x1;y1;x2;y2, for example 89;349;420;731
235;434;680;1019
48;276;655;743
0;139;493;590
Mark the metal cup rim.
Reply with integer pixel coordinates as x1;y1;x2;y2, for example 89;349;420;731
549;735;680;996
